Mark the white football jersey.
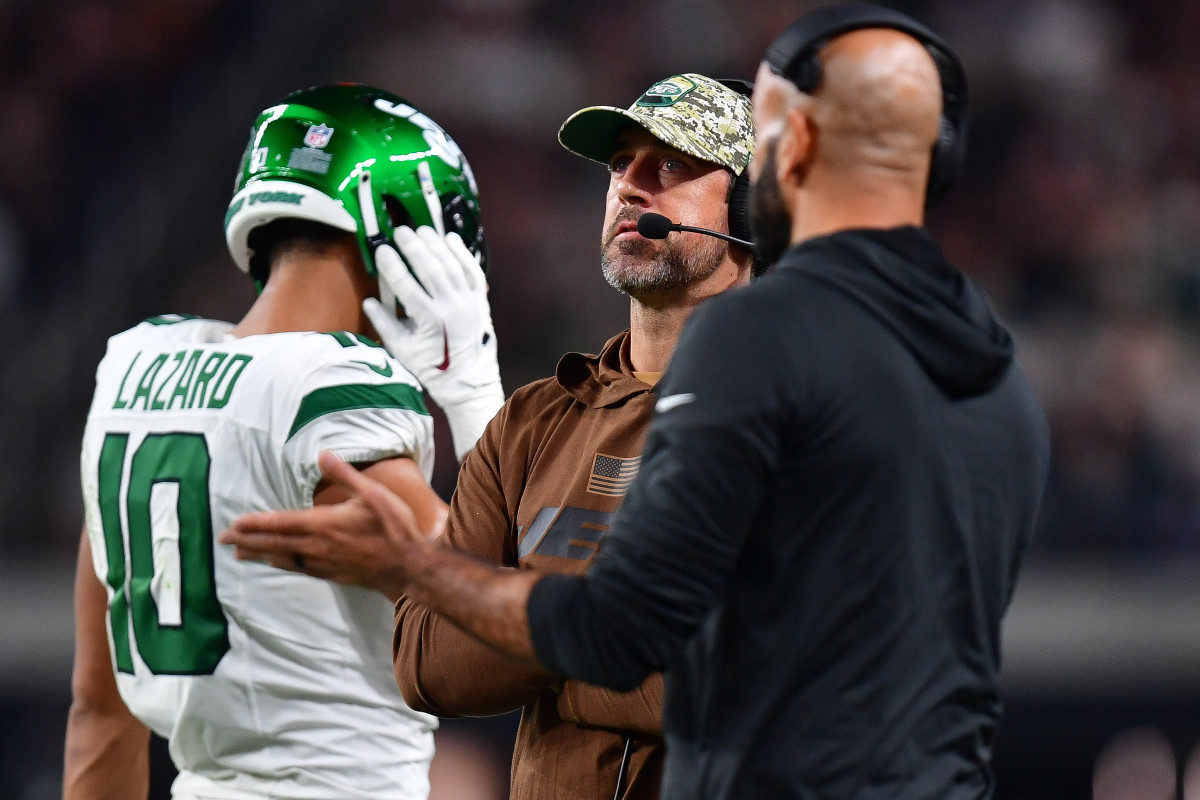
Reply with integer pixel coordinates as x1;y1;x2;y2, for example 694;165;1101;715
80;315;437;800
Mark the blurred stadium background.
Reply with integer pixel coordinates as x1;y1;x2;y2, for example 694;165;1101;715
2;0;1200;797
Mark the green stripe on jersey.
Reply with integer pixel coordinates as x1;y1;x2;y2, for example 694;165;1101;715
323;331;385;349
287;383;428;440
145;314;199;326
324;331;357;348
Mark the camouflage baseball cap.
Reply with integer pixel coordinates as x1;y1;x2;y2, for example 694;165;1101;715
558;73;754;174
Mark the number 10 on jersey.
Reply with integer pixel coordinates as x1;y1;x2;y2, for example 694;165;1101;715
96;432;229;675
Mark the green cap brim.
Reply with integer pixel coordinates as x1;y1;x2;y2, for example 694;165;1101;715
558;105;736;171
558;106;644;167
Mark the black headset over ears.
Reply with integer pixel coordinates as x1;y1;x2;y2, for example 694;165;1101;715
714;78;763;275
764;2;969;208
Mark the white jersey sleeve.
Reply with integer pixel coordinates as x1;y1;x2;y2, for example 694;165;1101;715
281;332;434;505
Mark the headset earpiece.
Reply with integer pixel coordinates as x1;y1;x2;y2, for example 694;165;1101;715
790;50;824;94
922;44;968;206
727;169;751;244
726;169;766;278
714;78;765;276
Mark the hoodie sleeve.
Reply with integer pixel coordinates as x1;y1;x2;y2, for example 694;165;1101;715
528;290;790;690
393;401;556;715
557;673;663;736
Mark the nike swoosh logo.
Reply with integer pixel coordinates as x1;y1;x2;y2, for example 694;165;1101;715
655;393;696;413
351;360;394;378
437;326;451;371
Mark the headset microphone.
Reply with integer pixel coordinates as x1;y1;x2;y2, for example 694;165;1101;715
636;212;756;252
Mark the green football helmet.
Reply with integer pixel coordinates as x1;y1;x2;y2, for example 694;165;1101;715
225;83;487;283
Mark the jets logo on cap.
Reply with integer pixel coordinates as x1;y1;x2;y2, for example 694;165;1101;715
646;81;683;96
637;75;698;107
303;124;334;149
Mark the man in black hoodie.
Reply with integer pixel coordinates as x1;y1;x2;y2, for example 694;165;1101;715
225;6;1050;798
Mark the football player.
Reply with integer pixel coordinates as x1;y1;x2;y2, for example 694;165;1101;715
63;84;502;800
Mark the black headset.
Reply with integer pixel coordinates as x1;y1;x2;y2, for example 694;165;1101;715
764;2;969;208
714;78;762;275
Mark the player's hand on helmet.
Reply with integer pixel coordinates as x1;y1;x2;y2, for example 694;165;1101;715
363;226;503;462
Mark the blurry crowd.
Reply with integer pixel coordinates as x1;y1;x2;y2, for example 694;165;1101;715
0;0;243;557
2;0;1199;575
930;0;1200;561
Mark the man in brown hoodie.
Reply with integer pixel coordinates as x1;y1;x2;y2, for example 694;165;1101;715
223;73;756;800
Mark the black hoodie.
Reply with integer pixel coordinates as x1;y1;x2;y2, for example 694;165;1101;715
802;227;1013;398
529;226;1050;800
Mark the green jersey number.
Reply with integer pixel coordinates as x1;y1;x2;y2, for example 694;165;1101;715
96;432;229;675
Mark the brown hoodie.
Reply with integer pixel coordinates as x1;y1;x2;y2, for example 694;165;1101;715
394;330;664;800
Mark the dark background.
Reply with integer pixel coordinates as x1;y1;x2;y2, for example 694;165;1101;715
3;1;1200;797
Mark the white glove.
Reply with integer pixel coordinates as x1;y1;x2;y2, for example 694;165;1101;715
363;226;504;462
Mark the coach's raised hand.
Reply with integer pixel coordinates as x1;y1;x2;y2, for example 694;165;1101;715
364;226;504;462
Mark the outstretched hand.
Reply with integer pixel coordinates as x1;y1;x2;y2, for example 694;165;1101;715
219;452;435;602
224;450;543;662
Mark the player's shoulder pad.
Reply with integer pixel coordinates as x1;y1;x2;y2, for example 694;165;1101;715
109;315;230;349
141;313;202;327
280;331;428;441
297;330;419;384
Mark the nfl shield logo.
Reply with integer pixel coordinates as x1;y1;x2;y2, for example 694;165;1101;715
303;124;334;149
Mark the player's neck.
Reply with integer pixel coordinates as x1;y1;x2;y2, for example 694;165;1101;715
233;255;372;338
626;256;751;373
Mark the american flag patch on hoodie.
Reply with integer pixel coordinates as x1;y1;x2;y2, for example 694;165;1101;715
587;453;641;497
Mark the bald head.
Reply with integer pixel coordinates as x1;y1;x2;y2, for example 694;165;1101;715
816;29;942;175
750;27;946;249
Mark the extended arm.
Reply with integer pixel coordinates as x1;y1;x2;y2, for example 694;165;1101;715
527;293;782;688
302;451;545;662
220;456;445;602
284;293;782;692
63;528;151;800
289;389;779;690
393;580;554;716
224;406;559;715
